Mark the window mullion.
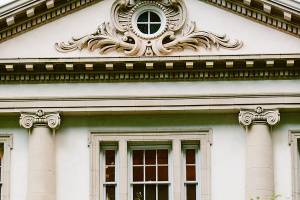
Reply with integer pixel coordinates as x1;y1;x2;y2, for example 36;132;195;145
119;139;128;200
172;139;182;200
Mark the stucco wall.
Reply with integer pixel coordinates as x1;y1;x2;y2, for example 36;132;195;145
0;80;297;200
1;111;297;200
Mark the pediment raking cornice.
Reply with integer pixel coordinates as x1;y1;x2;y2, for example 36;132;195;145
0;0;299;43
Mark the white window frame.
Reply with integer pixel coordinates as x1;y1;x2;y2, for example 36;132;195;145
89;128;212;200
289;130;300;200
128;143;172;200
0;134;12;200
99;143;119;200
182;144;201;200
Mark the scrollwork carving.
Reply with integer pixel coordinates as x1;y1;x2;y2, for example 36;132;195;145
55;0;242;56
19;110;61;129
239;106;280;127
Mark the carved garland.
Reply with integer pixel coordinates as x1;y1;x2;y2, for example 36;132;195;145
55;0;242;56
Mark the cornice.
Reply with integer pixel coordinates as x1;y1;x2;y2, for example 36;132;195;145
201;0;300;38
0;54;299;82
0;0;299;44
0;0;102;43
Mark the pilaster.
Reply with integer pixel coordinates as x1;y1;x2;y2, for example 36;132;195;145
20;110;60;200
239;106;279;200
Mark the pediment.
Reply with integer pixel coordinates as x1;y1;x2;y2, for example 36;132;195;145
0;0;300;58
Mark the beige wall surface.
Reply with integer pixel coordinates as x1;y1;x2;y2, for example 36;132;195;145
0;0;300;58
0;112;297;200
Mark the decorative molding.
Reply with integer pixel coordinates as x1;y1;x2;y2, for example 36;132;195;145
239;106;280;126
201;0;300;39
0;0;102;43
0;54;299;82
56;0;242;56
19;110;61;129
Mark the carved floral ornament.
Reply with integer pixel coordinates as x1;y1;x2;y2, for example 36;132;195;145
239;106;280;127
19;110;61;129
55;0;243;56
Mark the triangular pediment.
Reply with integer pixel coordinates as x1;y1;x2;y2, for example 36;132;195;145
0;0;300;58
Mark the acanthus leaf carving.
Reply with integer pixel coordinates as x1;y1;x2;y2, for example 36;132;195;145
55;0;243;56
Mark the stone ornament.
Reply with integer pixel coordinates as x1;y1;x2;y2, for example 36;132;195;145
55;0;242;56
19;110;61;129
239;106;280;126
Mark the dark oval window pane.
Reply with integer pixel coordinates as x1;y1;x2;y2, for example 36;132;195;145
133;185;144;200
150;12;161;22
137;24;149;34
146;185;156;200
133;166;144;182
145;150;156;165
158;166;168;181
106;166;115;182
158;185;169;200
137;11;149;22
106;185;115;200
105;150;115;165
150;24;161;34
133;150;143;165
145;166;156;181
186;184;196;200
186;165;196;181
186;149;196;164
157;150;168;164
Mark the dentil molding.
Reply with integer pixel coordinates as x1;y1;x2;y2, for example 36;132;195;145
55;0;242;56
19;110;61;129
239;106;280;126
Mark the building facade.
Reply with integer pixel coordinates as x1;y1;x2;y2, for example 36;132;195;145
0;0;300;200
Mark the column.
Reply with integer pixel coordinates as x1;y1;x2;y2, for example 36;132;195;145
20;110;60;200
239;106;280;200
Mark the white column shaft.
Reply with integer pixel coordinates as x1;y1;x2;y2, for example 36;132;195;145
246;123;273;200
28;126;56;200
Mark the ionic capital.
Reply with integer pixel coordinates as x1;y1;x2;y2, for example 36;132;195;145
239;106;280;127
19;110;61;129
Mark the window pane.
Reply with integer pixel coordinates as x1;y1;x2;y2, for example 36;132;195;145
146;185;156;200
150;12;160;22
133;150;144;165
106;166;115;182
186;149;195;164
158;166;168;181
133;185;144;200
133;166;144;182
137;24;148;34
186;184;196;200
145;150;156;165
137;11;148;22
157;150;168;164
145;166;156;181
158;185;168;200
106;185;115;200
186;165;196;181
105;150;115;165
150;24;160;34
